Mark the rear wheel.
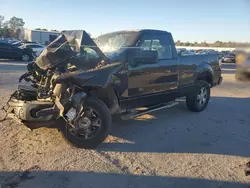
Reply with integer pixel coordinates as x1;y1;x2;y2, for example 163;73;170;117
186;80;210;112
62;97;111;149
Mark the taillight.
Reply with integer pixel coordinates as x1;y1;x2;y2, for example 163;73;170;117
219;59;222;68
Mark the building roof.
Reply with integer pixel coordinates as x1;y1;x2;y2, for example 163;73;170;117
24;28;60;34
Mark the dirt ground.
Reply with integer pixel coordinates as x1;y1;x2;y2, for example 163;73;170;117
0;63;249;188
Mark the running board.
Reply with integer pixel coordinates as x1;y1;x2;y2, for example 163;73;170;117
120;101;179;120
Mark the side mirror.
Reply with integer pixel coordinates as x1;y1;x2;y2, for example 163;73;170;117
133;50;158;66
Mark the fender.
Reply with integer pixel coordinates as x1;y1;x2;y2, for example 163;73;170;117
78;63;124;88
195;62;214;80
55;63;124;88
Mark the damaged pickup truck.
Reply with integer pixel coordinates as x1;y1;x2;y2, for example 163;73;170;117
1;29;222;148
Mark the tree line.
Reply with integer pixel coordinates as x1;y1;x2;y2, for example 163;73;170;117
175;40;249;48
0;15;59;39
0;15;248;47
0;15;25;38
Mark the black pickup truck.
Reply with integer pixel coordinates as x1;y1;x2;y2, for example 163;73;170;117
3;29;223;148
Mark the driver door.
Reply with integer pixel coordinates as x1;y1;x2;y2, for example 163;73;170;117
128;38;156;97
0;43;20;58
128;32;178;98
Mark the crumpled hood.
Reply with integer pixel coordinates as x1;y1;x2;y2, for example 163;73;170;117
35;30;109;70
55;62;123;88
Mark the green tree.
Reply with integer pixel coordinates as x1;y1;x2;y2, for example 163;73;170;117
175;40;181;46
200;41;208;47
8;16;25;30
184;42;191;46
7;16;25;38
0;26;11;37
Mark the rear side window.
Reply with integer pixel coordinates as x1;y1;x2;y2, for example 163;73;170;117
137;33;173;60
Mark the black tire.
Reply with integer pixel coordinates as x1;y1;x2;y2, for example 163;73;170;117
186;80;210;112
62;97;111;149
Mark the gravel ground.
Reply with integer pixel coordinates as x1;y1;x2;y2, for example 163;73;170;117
0;63;249;188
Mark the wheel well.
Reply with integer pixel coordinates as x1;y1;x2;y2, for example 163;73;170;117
197;71;213;85
85;86;120;115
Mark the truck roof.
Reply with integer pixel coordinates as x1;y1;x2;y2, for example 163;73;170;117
98;29;170;36
139;29;170;34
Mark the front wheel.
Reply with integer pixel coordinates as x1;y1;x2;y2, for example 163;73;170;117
62;97;111;149
186;80;210;112
21;54;31;62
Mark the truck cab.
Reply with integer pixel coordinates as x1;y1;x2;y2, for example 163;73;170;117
95;29;222;110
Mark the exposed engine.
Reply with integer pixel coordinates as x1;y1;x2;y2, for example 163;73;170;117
16;60;81;101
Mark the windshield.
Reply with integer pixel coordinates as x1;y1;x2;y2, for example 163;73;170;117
35;30;109;70
95;31;139;59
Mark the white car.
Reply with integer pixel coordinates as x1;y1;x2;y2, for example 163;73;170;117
21;44;45;56
181;50;196;56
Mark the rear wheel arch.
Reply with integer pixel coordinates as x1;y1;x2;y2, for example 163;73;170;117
196;71;213;86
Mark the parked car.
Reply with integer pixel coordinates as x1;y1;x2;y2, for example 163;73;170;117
0;42;35;61
21;43;45;56
235;51;250;81
181;50;196;56
196;50;207;55
11;41;22;47
0;40;8;44
4;29;222;149
12;41;39;47
177;48;187;55
221;53;235;63
207;50;217;55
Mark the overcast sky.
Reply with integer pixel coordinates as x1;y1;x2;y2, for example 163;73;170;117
1;0;250;42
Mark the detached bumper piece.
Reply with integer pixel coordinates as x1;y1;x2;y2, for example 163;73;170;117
8;99;58;122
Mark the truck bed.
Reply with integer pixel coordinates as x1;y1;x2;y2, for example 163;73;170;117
178;54;221;86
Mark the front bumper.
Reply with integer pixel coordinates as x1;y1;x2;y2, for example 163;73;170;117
8;99;57;121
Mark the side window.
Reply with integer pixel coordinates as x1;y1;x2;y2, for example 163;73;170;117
151;39;162;51
137;34;173;60
139;40;151;51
